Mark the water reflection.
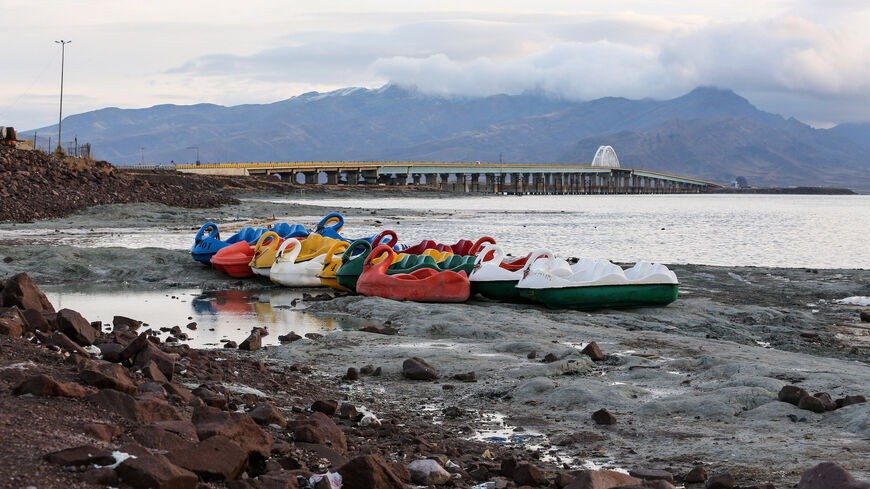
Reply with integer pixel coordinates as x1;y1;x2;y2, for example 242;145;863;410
45;287;363;348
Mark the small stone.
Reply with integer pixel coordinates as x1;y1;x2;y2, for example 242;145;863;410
859;310;870;323
798;395;826;413
277;332;302;343
311;399;339;416
83;423;122;442
408;459;451;485
113;315;142;331
581;341;605;361
778;385;809;406
684;465;708;483
527;350;536;359
796;462;869;489
337;454;405;489
705;473;735;489
542;352;558;363
239;330;261;351
343;367;359;381
360;324;398;335
453;371;476;382
592;408;616;425
812;392;836;411
338;403;358;420
223;341;237;348
403;357;438;380
360;365;374;375
248;403;287;428
629;468;674;482
835;395;867;408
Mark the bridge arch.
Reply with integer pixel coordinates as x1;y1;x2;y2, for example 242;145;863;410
592;145;620;168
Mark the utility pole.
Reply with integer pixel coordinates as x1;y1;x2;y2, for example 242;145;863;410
140;147;145;165
55;40;71;154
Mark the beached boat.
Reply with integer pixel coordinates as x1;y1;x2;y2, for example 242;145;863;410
515;251;679;309
211;240;260;277
270;239;325;287
317;241;352;291
400;236;495;256
190;222;308;264
356;245;470;302
249;232;289;277
387;253;476;276
467;244;560;301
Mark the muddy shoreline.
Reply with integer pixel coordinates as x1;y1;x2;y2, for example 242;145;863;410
1;199;869;488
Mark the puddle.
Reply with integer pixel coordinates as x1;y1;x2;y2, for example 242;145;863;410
44;287;365;348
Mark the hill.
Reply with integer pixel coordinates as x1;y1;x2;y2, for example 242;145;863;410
22;84;870;191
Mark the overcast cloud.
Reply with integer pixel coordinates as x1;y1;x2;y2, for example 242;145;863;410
2;0;870;129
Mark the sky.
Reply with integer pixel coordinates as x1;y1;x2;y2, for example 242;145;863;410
2;0;870;131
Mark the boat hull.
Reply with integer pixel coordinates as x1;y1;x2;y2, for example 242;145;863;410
518;283;678;310
471;280;526;302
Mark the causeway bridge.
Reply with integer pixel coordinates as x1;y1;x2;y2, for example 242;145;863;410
174;147;722;194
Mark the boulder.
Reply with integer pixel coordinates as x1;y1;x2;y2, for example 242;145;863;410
565;469;641;489
13;374;88;398
0;273;54;311
705;473;734;489
778;385;809;406
292;412;347;453
513;462;549;486
402;357;438;380
134;424;195;451
113;315;142;331
338;454;405;489
813;392;837;411
44;445;116;467
83;422;122;442
277;332;302;343
581;342;605;361
41;331;91;356
22;308;51;332
836;395;867;409
87;388;182;423
116;453;198;489
79;359;137;394
798;395;826;413
684;466;708;483
408;459;451;485
592;408;617;425
131;342;175;381
191;405;273;458
796;462;870;489
249;403;287;427
860;311;870;323
0;307;28;336
311;399;338;416
168;435;248;481
97;342;125;363
239;330;262;351
629;469;674;482
192;385;228;409
56;308;97;346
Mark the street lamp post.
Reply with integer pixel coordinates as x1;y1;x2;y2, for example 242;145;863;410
186;146;200;165
55;40;71;154
140;147;145;166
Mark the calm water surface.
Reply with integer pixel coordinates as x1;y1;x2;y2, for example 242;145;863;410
266;194;870;269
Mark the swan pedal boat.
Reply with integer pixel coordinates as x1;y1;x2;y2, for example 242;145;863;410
190;222;308;264
356;245;470;302
270;234;348;287
515;251;679;309
468;244;556;301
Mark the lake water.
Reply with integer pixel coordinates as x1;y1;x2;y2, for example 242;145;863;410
261;194;870;269
44;287;367;348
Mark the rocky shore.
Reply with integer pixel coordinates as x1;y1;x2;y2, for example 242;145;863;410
2;269;870;489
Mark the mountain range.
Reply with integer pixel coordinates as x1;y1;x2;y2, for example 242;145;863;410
23;84;870;191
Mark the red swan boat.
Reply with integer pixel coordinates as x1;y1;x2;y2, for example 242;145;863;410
356;245;470;302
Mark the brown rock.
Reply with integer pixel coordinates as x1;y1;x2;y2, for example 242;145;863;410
113;315;142;331
311;399;338;416
82;467;120;486
860;310;870;323
249;403;287;427
705;473;735;489
142;359;170;383
835;395;867;409
131;342;175;381
277;332;302;343
13;373;88;398
514;462;549;486
0;307;26;336
565;469;641;489
813;392;836;411
360;324;398;335
796;462;870;489
798;395;826;413
44;445;116;466
192;385;229;409
83;422;122;442
134;424;195;451
239;330;262;351
402;357;438;380
338;454;405;489
44;331;91;356
292;412;347;453
191;405;274;458
22;308;51;332
87;388;182;423
79;358;137;393
294;442;349;468
257;470;304;489
0;272;54;311
581;342;606;361
778;385;809;406
343;367;359;381
629;469;674;482
684;465;708;483
97;342;125;362
617;482;676;489
592;408;617;425
338;403;358;420
168;435;248;481
543;352;558;363
56;308;98;346
164;383;195;403
527;350;537;359
453;371;476;382
116;453;198;489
